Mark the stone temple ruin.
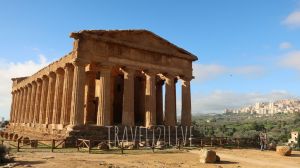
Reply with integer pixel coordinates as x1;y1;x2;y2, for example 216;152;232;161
3;30;197;141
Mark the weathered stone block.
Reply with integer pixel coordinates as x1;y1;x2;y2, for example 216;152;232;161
276;146;292;156
199;149;217;163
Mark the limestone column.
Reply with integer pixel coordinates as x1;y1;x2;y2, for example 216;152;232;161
29;82;37;123
60;64;74;125
164;74;176;126
121;68;135;126
15;91;21;123
181;78;192;126
156;80;164;125
45;72;56;124
84;71;96;124
70;61;86;126
144;72;157;127
33;79;42;124
17;88;24;123
10;92;16;123
52;69;65;124
15;89;20;123
11;91;18;123
97;66;112;126
39;76;49;124
24;85;32;123
20;87;29;123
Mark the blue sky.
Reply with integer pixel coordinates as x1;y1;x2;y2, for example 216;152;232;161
0;0;300;119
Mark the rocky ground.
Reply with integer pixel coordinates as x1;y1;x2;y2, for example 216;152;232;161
1;148;300;168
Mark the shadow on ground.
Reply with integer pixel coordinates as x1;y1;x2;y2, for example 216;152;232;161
17;160;46;166
290;153;300;157
218;160;239;164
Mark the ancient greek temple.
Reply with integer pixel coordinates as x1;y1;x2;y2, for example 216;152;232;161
7;30;197;139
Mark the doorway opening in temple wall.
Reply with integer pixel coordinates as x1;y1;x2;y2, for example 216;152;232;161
134;76;146;126
113;74;123;125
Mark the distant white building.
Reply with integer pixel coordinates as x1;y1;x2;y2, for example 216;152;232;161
225;99;300;116
288;131;298;145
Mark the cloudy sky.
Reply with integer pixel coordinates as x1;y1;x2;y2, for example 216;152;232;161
0;0;300;119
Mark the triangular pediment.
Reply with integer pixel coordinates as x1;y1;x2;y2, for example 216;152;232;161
71;30;198;61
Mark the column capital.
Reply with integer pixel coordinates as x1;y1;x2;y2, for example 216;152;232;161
179;76;193;82
159;73;178;81
142;70;159;79
72;58;88;67
23;84;29;89
64;63;74;69
156;79;165;85
120;67;136;79
36;78;43;83
47;71;56;78
41;75;49;80
55;68;65;74
100;63;114;71
27;83;32;88
86;70;97;76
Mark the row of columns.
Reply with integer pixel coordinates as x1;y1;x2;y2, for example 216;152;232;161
10;63;76;127
10;61;192;128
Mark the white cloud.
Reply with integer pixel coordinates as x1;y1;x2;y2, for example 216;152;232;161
282;11;300;28
231;65;264;76
0;55;49;119
279;42;293;49
193;64;227;82
280;50;300;71
191;90;297;114
193;63;264;83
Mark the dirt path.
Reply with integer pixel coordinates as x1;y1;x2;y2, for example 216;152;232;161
3;148;300;168
216;149;300;168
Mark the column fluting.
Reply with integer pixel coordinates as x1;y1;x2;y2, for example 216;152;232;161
70;61;86;126
144;71;157;127
121;68;135;126
164;74;176;126
60;64;74;125
52;69;65;124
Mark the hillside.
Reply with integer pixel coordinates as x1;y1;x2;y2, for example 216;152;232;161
192;113;300;145
225;99;300;115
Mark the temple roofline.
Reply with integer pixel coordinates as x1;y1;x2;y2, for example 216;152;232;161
70;29;198;61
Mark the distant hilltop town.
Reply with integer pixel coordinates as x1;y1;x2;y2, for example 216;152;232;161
225;99;300;115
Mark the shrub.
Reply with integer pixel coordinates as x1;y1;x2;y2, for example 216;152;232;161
0;144;10;164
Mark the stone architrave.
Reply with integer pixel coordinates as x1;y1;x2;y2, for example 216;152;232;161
144;71;157;127
8;30;197;139
121;67;135;126
70;60;86;126
60;64;74;125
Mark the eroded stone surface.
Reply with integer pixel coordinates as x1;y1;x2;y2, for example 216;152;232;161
7;30;197;140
